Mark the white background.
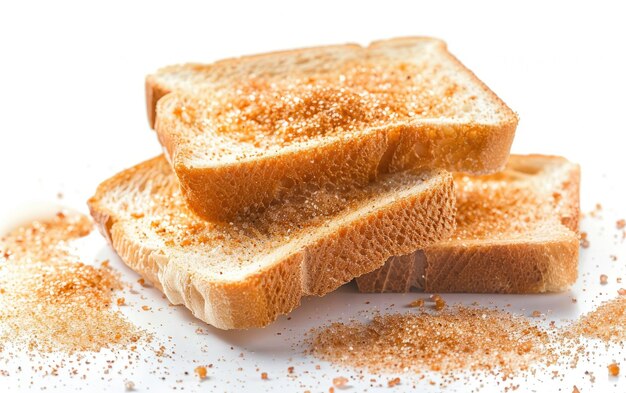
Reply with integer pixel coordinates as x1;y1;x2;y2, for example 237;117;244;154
1;1;626;392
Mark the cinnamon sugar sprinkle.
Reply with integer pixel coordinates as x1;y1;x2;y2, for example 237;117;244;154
0;212;144;353
310;295;626;385
174;61;470;160
308;306;553;377
565;297;626;342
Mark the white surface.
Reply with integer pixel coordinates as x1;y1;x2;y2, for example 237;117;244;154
1;1;626;391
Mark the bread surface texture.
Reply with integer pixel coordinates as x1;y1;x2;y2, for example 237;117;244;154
356;154;580;294
88;156;455;329
147;37;517;221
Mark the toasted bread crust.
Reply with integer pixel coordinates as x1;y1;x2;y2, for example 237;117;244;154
356;155;580;294
157;119;515;222
88;156;456;329
147;37;518;221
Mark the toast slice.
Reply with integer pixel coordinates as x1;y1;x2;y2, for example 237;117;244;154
147;37;518;221
356;155;580;294
88;156;455;329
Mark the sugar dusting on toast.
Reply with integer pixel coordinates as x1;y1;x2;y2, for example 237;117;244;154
450;160;572;241
0;212;144;353
452;173;541;241
172;61;473;160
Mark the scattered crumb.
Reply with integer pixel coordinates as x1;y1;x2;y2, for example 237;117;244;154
332;376;348;387
617;219;625;229
194;366;207;380
408;299;424;308
388;377;401;387
580;232;590;248
608;362;620;377
600;274;608;285
261;372;268;380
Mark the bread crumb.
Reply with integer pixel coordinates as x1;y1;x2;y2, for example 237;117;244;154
572;386;580;393
408;299;424;308
618;288;626;296
434;297;446;311
124;380;135;391
600;274;608;285
194;366;207;380
617;219;625;229
608;362;620;376
429;294;442;302
261;372;268;380
332;376;348;387
117;297;126;306
580;232;590;248
142;305;151;311
388;377;401;387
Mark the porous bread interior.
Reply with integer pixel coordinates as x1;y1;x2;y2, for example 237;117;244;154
156;38;514;167
97;157;444;281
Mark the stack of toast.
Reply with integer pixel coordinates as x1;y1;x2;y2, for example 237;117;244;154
89;37;580;330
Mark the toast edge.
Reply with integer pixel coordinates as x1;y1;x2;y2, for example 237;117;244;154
88;159;456;329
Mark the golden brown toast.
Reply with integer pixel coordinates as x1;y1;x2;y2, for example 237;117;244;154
356;155;580;293
147;37;517;221
88;156;455;329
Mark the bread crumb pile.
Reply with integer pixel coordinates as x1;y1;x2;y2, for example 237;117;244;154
308;306;553;377
0;212;143;353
